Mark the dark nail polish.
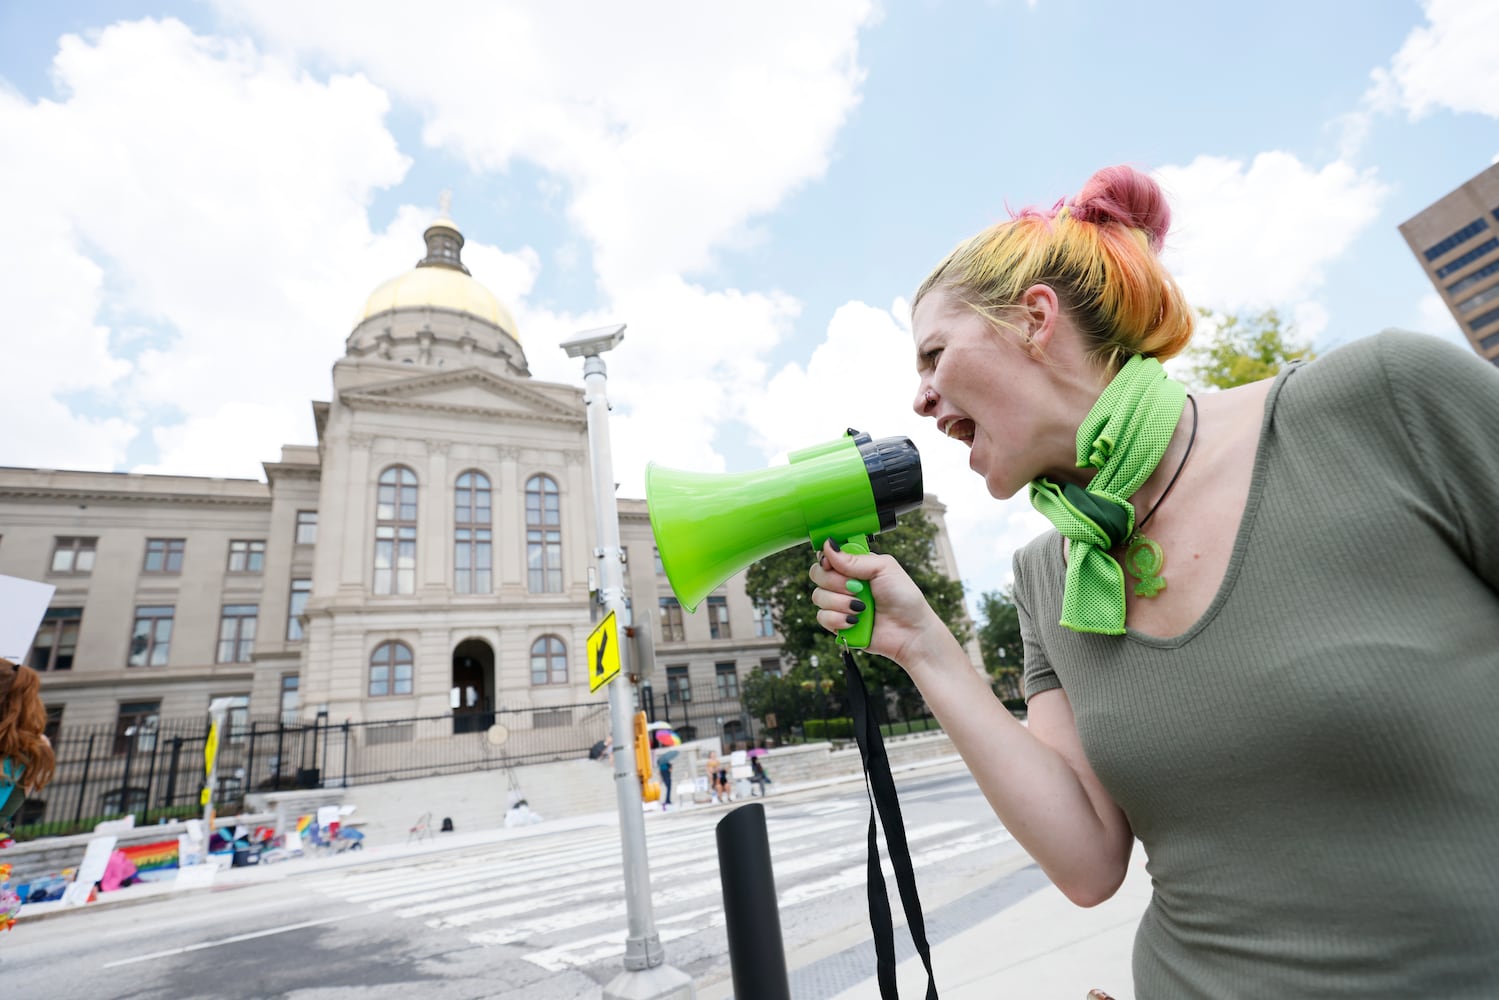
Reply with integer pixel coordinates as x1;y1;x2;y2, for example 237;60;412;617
828;538;842;552
845;613;860;625
849;599;866;612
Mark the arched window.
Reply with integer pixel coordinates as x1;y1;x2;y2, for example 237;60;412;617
374;466;418;595
454;470;492;594
369;641;414;697
525;474;562;593
530;635;567;685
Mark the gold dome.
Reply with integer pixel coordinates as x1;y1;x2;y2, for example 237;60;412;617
358;266;519;338
355;203;519;339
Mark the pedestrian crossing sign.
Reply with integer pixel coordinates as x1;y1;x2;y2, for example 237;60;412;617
588;610;621;693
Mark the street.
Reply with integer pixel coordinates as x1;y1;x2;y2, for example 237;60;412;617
2;763;1041;999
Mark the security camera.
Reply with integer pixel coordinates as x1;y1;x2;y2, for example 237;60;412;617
561;323;626;358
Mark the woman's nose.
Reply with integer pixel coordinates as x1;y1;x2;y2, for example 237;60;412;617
913;385;937;417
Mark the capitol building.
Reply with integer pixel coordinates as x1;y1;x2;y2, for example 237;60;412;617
0;211;973;777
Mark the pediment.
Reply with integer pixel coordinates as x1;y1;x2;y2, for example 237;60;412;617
341;368;583;425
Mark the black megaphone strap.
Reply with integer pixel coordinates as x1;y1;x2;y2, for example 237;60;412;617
843;646;939;1000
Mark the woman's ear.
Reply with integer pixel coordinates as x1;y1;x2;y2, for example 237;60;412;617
1017;284;1060;357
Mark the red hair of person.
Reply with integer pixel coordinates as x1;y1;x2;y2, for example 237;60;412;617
916;164;1193;366
0;658;56;792
1068;163;1172;252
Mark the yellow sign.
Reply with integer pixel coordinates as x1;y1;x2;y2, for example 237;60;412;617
204;720;221;778
588;610;622;693
200;719;221;805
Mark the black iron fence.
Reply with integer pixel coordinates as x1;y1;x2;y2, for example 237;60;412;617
10;700;610;841
643;680;940;750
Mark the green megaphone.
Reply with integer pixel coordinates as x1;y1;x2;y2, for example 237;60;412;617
645;430;923;649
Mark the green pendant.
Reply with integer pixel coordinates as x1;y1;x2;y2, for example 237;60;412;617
1124;535;1166;598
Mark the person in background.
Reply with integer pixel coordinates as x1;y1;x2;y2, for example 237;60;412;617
657;752;673;812
810;164;1499;997
704;751;729;803
1;658;56;832
748;754;771;796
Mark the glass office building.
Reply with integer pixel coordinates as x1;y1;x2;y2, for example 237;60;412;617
1398;163;1499;366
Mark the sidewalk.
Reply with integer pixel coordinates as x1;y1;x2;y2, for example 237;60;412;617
822;849;1149;1000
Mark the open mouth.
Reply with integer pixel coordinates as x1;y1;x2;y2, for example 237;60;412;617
941;418;976;446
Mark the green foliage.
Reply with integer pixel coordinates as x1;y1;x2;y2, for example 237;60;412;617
804;717;853;740
976;588;1023;678
11;803;201;842
740;667;819;736
880;718;943;737
1184;308;1316;392
743;508;970;693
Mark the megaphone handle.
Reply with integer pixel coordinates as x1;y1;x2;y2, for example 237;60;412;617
839;535;874;649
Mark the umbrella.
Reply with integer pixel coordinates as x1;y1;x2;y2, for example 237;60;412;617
746;747;768;758
647;721;680;747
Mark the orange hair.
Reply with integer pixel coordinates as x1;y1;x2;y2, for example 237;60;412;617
0;659;55;792
914;164;1195;368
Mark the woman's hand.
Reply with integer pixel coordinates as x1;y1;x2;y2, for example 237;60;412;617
808;538;950;667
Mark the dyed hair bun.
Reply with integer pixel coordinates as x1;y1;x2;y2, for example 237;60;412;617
1071;165;1171;253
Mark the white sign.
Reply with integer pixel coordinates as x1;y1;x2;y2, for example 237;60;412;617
62;835;118;907
0;574;55;662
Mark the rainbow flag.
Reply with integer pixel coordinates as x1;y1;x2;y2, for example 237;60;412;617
119;839;180;872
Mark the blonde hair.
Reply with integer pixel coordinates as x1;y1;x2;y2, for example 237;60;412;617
914;165;1195;368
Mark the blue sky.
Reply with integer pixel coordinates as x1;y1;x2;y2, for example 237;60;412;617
2;0;1496;611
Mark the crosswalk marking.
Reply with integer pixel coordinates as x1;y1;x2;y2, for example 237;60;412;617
412;820;865;925
317;816;840;908
308;810;1009;974
447;826;961;939
504;827;1009;972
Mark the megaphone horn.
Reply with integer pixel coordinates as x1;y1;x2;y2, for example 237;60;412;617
646;430;922;649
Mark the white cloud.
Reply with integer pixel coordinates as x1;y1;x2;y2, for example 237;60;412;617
0;95;136;469
212;0;876;292
522;274;803;499
1369;0;1499;120
202;0;879;509
0;18;545;478
1154;154;1388;320
1413;292;1470;349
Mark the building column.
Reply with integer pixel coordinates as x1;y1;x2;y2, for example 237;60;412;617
498;445;523;595
423;438;451;592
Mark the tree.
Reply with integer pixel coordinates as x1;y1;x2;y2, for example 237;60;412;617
744;508;970;693
975;589;1023;692
1184;308;1316;392
740;667;817;742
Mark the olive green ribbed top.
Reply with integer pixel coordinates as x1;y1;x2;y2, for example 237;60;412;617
1015;331;1499;998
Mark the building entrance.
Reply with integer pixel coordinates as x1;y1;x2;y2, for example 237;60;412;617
451;638;496;734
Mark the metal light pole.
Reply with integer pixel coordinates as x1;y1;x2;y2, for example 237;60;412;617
201;697;234;833
562;324;695;1000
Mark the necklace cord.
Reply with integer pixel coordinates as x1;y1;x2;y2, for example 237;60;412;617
1134;394;1197;535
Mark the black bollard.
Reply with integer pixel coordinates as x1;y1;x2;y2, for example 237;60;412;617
716;802;791;1000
